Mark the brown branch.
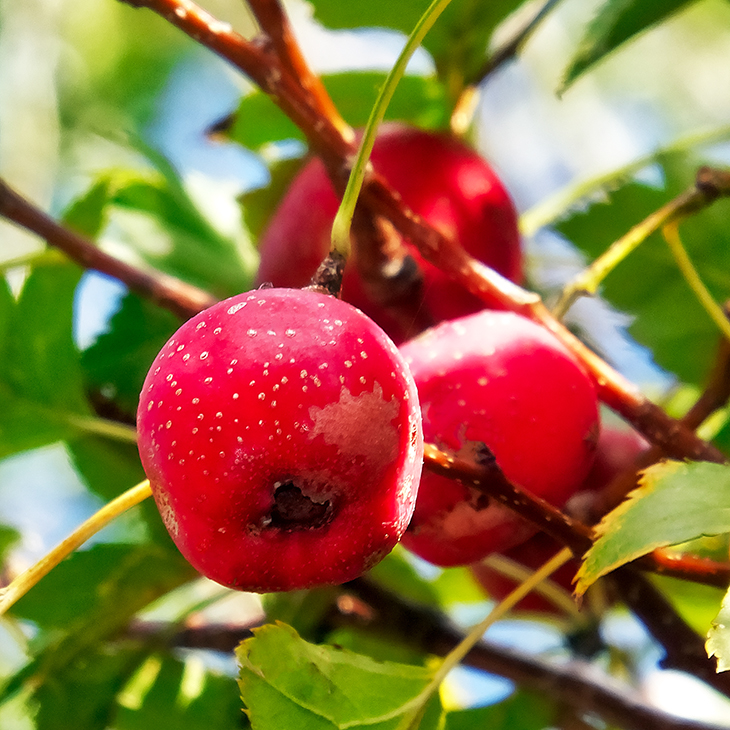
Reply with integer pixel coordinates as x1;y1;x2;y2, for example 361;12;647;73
119;0;730;466
424;442;730;588
344;577;730;730
246;0;352;139
0;179;216;320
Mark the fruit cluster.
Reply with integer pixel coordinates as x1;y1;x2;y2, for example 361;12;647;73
137;125;631;598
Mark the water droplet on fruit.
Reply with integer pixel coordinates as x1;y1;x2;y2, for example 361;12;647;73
214;327;222;334
200;351;209;360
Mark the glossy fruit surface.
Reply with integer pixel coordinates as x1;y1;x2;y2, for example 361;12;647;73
255;123;522;342
399;310;599;567
137;288;423;592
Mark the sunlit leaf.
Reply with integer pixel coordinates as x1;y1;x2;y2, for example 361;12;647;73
707;587;730;672
652;574;725;637
444;689;557;730
562;0;700;90
576;460;730;595
237;622;441;730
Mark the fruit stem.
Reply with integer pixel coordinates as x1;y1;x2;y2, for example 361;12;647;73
0;479;153;616
396;547;573;730
329;0;454;259
663;222;730;343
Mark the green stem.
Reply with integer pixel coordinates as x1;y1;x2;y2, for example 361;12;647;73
66;414;138;443
0;479;153;616
663;223;730;343
397;547;573;729
330;0;454;257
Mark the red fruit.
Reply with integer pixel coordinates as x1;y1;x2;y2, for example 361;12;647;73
137;288;423;593
399;310;599;567
255;123;522;343
471;532;578;615
583;425;648;492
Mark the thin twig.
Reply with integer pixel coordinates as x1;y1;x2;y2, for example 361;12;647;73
246;0;352;140
423;443;730;588
0;179;216;319
344;577;730;729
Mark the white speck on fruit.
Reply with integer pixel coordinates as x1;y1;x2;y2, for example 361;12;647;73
249;380;255;386
302;385;308;392
335;319;343;326
183;354;190;362
458;400;466;407
214;327;222;334
147;400;154;411
319;363;328;370
478;377;488;386
344;361;352;368
177;344;185;352
257;299;266;306
360;377;366;384
272;384;279;391
360;351;368;359
275;353;283;360
192;397;200;405
165;420;172;429
271;400;277;407
285;329;295;337
247;329;257;337
237;436;243;443
200;351;209;360
204;377;213;384
197;413;204;420
357;338;364;344
267;330;275;336
318;302;325;308
192;428;198;434
154;367;160;375
258;393;265;401
216;412;223;419
166;374;173;381
227;302;246;315
233;392;239;399
196;322;206;330
281;376;288;384
300;370;307;378
227;368;233;374
312;377;321;387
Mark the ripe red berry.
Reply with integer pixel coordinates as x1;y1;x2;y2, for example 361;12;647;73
399;311;599;567
137;288;423;593
255;123;522;342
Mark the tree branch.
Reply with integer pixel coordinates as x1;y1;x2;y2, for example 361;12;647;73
0;179;216;319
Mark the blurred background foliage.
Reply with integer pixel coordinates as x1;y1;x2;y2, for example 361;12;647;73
2;0;730;727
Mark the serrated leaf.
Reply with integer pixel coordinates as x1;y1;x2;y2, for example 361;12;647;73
707;587;730;672
561;0;699;89
237;622;438;730
576;460;730;595
556;155;730;385
61;177;112;238
82;293;180;416
228;73;449;154
444;689;557;730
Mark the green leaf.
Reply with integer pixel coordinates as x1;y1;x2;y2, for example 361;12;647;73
106;172;252;298
62;177;112;238
0;264;95;458
651;574;726;637
556;155;730;385
444;690;557;730
309;1;525;98
576;460;730;594
115;654;244;730
7;264;87;413
561;0;699;90
228;72;449;153
365;547;441;607
237;622;438;730
707;586;730;672
34;643;148;730
82;293;180;416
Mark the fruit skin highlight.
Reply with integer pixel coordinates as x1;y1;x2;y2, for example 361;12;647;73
399;310;599;567
137;288;423;593
255;123;522;342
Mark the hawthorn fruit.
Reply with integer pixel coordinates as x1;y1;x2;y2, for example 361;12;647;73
399;310;600;567
137;288;423;593
255;123;522;342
